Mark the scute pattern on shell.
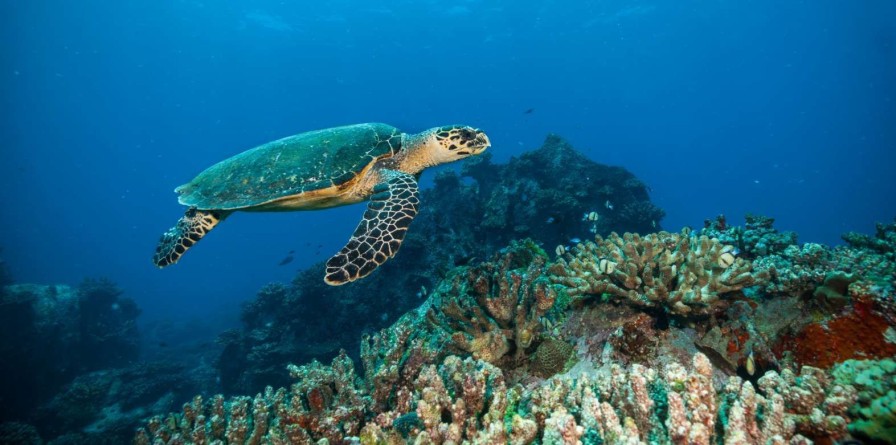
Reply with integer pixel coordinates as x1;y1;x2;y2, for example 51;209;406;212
176;123;402;209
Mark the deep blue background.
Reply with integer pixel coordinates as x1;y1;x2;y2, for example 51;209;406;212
2;1;894;324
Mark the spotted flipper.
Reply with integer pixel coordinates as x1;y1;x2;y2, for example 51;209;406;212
153;208;228;268
325;170;420;285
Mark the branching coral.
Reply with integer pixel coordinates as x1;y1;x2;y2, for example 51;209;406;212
703;214;797;258
360;311;443;412
426;240;560;367
523;353;854;444
360;356;516;444
137;350;861;445
549;229;762;316
136;351;369;444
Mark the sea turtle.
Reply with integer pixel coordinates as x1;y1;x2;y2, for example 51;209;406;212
152;123;490;285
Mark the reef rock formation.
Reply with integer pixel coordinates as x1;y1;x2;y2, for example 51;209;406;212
216;135;662;395
0;278;140;423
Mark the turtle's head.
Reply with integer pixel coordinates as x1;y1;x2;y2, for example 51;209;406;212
433;125;490;158
400;125;489;172
405;125;490;171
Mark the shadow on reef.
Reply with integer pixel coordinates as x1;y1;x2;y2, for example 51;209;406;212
140;216;896;444
0;278;140;423
0;273;217;444
215;134;665;396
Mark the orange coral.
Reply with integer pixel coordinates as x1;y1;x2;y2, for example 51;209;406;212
786;309;896;369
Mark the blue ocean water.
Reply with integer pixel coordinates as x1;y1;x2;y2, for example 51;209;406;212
1;0;894;326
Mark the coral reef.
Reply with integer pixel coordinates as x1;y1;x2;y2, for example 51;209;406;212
216;264;427;395
135;216;896;444
213;135;663;397
137;352;369;445
426;239;561;368
832;358;896;442
35;361;197;443
778;300;896;368
134;215;896;444
0;279;140;424
405;134;665;285
841;218;896;257
0;422;41;445
549;229;762;316
138;352;861;445
703;214;798;258
360;308;444;413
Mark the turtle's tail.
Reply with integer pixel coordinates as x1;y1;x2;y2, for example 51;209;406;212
153;208;228;268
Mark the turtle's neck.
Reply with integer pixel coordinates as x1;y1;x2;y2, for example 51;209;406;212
394;130;439;174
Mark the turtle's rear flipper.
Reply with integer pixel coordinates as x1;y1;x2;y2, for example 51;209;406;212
153;209;228;268
325;170;420;285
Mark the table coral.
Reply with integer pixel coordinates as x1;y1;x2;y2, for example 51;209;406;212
549;229;762;316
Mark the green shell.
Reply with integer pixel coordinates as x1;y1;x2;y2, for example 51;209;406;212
176;123;402;209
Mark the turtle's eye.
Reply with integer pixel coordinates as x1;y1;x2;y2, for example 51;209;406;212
459;128;477;142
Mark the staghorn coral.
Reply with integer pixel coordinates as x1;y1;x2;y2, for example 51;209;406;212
550;229;762;316
426;239;561;368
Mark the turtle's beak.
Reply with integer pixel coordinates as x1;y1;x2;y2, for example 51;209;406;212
468;129;490;155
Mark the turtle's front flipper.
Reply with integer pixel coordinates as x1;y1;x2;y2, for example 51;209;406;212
153;209;229;268
325;170;420;285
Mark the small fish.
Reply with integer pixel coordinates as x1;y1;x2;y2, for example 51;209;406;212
278;253;295;266
605;200;614;210
454;254;476;266
598;258;616;274
570;237;581;244
523;108;535;114
745;349;756;376
546;216;555;224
